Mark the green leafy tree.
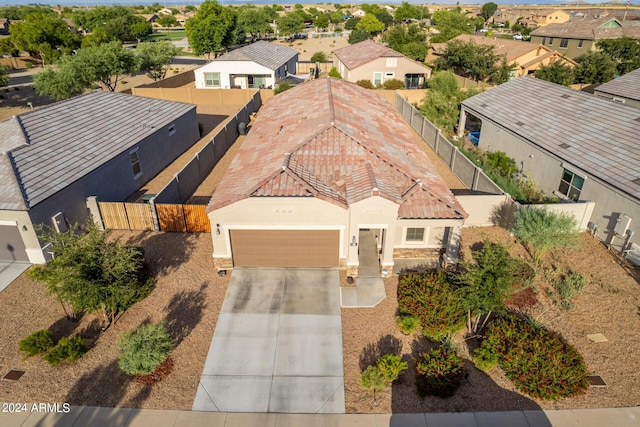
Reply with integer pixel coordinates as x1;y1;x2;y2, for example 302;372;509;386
344;17;360;30
81;27;110;48
513;207;580;264
394;2;419;23
596;37;640;76
420;71;477;134
130;21;153;44
277;12;304;36
480;2;498;22
356;14;385;34
10;12;79;65
381;24;427;61
314;14;330;30
431;8;481;43
136;40;179;81
0;38;18;57
27;221;153;327
458;240;518;335
574;51;617;84
0;65;8;89
118;322;174;375
372;9;393;29
310;51;328;63
436;39;509;83
535;61;574;86
157;14;178;29
238;8;272;40
348;29;371;44
274;82;293;94
377;354;408;383
186;0;239;58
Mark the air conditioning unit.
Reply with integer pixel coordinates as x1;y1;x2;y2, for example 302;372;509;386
614;213;632;236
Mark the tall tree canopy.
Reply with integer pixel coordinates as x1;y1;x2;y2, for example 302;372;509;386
480;2;498;22
277;12;304;36
431;8;482;43
10;12;79;65
435;39;514;83
574;51;617;84
355;14;385;34
136;40;179;81
186;0;240;58
34;41;137;100
596;37;640;76
73;6;149;42
381;24;427;61
237;7;272;40
535;61;574;86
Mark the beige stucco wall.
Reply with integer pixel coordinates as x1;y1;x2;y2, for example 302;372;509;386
131;87;258;105
348;196;400;268
0;210;45;264
542;10;571;26
456;194;511;227
338;57;432;85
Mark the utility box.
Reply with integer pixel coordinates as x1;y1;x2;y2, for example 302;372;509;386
614;213;632;236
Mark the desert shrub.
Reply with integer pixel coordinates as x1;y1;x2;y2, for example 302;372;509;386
382;78;405;90
328;67;342;78
510;258;536;289
472;347;498;371
552;272;586;311
415;348;465;398
479;315;589;400
274;82;293;95
359;365;386;402
396;312;420;335
485;151;516;177
356;79;375;89
377;354;408;383
397;271;466;341
118;322;174;376
19;330;54;358
310;51;328;62
24;61;33;69
44;336;87;367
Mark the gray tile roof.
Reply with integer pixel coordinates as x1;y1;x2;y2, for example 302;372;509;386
213;41;298;70
1;91;195;209
594;68;640;102
462;77;640;201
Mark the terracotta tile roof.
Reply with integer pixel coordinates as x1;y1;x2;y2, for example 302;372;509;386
208;78;466;220
332;40;404;70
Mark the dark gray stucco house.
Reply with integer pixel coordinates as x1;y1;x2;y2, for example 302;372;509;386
594;68;640;109
0;91;199;263
457;76;640;252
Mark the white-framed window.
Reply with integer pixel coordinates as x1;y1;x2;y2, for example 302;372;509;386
558;168;584;201
204;72;221;87
129;148;142;179
373;72;383;86
560;38;569;48
405;227;425;242
168;124;175;136
386;57;398;67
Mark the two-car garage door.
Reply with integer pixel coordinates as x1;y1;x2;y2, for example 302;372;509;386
230;230;339;268
0;225;29;262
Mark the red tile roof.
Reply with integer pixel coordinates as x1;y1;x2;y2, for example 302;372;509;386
332;40;404;70
208;78;467;220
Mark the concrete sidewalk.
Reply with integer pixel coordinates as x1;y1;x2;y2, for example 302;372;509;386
2;406;640;427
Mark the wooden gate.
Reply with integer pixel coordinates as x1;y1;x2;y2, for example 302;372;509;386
99;202;130;230
183;205;211;232
97;201;210;233
156;204;187;232
124;203;154;231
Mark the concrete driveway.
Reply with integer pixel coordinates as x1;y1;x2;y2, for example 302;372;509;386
193;268;345;413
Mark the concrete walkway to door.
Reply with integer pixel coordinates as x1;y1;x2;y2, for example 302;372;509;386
193;268;345;414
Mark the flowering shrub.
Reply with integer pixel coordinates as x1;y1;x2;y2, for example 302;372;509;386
480;315;589;400
397;271;466;340
415;348;465;398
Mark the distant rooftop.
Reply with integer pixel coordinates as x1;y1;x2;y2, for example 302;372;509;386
594;68;640;102
213;41;298;71
332;40;405;70
462;77;640;201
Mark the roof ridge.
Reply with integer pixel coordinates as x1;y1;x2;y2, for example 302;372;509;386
327;78;336;124
6;151;30;208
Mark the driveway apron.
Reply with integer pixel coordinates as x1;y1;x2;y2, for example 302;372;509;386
193;268;345;413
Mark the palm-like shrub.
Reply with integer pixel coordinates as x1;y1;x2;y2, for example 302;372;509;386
19;330;54;358
118;322;174;375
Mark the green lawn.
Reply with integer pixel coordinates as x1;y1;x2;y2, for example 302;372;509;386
145;30;187;41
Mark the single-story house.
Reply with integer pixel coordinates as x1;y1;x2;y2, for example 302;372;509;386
333;40;432;89
0;91;200;264
593;67;640;109
428;34;576;79
194;41;298;89
206;78;467;276
530;17;640;60
458;76;640;251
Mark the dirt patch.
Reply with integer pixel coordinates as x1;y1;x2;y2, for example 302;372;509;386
342;226;640;413
0;231;227;410
273;35;350;62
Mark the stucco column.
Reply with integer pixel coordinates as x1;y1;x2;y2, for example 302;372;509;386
380;227;395;274
85;196;104;231
457;108;467;138
346;226;360;277
444;225;463;265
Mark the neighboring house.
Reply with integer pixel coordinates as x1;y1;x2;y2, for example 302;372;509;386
429;34;576;78
0;18;9;35
352;9;366;18
530;17;640;60
0;91;200;264
518;9;571;29
332;40;432;89
137;14;158;24
206;78;467;275
457;77;640;251
594;67;640;108
194;41;298;89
